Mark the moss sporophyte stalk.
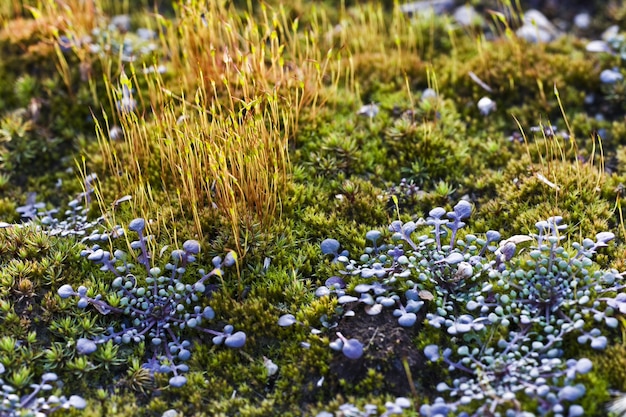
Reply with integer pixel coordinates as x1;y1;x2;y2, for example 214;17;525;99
3;0;626;416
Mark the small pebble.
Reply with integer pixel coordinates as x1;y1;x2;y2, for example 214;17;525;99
600;68;623;84
137;28;156;41
111;15;131;33
400;0;454;16
602;25;620;42
586;40;611;53
422;88;437;100
453;5;480;27
357;103;379;118
516;9;559;43
477;96;496;116
573;12;590;30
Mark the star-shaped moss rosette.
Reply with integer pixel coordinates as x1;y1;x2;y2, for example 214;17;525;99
58;218;245;387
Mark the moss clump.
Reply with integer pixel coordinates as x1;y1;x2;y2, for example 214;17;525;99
593;343;626;393
437;36;600;124
473;153;612;238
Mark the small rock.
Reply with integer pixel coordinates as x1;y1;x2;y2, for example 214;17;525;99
111;15;131;33
600;68;623;84
477;96;496;116
357;103;379;118
422;88;437;100
516;25;551;43
109;125;123;141
573;12;591;30
263;357;278;377
516;9;559;43
453;5;481;27
419;289;434;301
136;28;156;41
400;0;454;16
76;338;97;355
67;396;87;410
602;25;620;42
523;9;555;31
586;40;612;53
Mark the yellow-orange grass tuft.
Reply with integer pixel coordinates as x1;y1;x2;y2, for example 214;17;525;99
51;1;429;255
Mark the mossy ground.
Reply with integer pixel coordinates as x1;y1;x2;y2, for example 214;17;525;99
3;0;626;416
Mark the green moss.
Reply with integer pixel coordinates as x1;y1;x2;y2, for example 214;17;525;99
1;1;626;415
592;344;626;393
473;154;613;237
437;36;600;124
576;370;612;416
